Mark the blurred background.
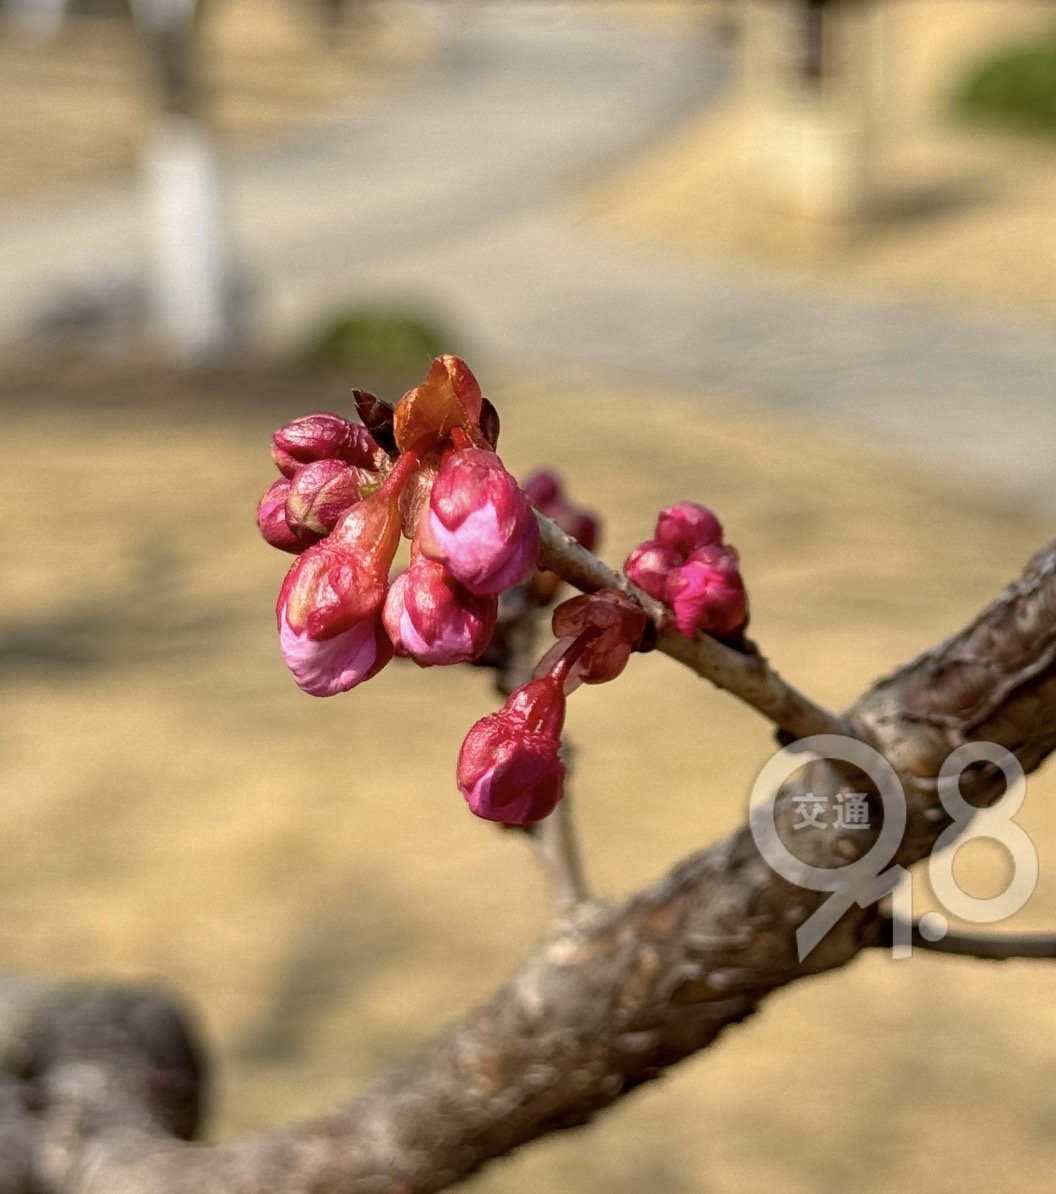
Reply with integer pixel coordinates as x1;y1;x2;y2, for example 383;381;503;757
1;1;1055;1190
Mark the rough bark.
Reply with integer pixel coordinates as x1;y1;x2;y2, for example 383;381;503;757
3;540;1055;1193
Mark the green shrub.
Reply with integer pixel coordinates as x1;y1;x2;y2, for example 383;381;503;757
955;37;1056;134
301;306;462;393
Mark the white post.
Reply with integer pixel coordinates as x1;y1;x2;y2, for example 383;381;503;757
133;0;238;363
142;114;234;362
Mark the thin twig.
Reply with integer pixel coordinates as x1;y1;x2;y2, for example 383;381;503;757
535;512;850;741
490;583;591;913
877;915;1056;961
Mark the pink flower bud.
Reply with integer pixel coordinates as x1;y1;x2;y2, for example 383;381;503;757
418;448;540;596
667;545;748;639
278;607;393;697
623;540;682;601
457;676;566;826
285;459;376;537
276;492;401;694
272;413;380;478
522;469;600;552
258;476;321;553
383;557;497;666
655;502;724;556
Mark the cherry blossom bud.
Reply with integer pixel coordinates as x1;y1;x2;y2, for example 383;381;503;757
457;676;566;826
655;502;724;556
522;469;599;552
667;545;748;639
276;492;401;694
623;540;682;602
285;459;376;537
383;557;497;667
272;413;381;478
393;355;485;452
278;608;393;697
418;448;540;597
257;476;321;553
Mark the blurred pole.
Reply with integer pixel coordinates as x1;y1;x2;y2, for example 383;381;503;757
739;0;886;223
132;0;239;363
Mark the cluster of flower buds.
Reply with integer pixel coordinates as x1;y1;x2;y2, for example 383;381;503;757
457;590;647;826
257;356;541;697
624;502;748;640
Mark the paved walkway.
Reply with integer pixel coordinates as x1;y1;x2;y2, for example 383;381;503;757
2;3;1054;511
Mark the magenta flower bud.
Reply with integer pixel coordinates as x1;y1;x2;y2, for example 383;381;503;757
520;470;560;508
418;448;540;596
278;607;393;697
272;413;380;478
522;468;600;552
457;676;566;826
667;545;748;639
258;476;321;553
285;459;376;537
655;502;724;556
624;539;682;601
382;557;498;666
275;492;401;694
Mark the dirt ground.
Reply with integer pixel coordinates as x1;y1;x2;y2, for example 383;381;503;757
2;3;1056;1192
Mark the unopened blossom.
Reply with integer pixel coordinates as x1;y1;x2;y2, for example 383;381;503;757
521;469;600;553
654;501;723;556
623;540;682;602
418;447;539;596
624;501;747;640
257;476;320;554
276;492;401;695
457;675;566;826
285;459;376;537
272;413;381;477
383;556;497;667
667;544;748;639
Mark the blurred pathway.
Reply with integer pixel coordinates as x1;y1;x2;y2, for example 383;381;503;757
1;3;1054;511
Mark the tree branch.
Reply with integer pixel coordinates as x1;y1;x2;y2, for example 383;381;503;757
874;916;1056;961
535;512;851;741
4;538;1056;1193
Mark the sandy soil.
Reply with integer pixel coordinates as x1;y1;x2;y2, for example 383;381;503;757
1;353;1054;1191
586;1;1056;321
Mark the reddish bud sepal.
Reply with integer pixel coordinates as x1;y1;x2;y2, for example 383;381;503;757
257;476;321;554
546;590;648;687
667;545;748;639
457;675;566;826
383;556;498;666
276;492;401;695
272;413;381;478
654;502;723;556
285;459;377;537
522;469;600;553
418;447;540;596
393;355;485;453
